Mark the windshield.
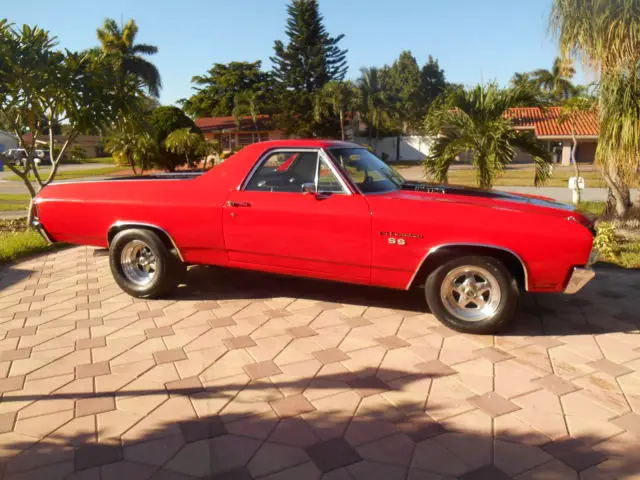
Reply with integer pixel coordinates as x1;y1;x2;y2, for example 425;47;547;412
328;148;405;193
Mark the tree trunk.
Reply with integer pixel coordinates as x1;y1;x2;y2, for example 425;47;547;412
602;163;631;217
130;157;138;176
395;135;400;163
339;111;345;141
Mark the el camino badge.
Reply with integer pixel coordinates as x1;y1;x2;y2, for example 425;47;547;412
379;231;423;246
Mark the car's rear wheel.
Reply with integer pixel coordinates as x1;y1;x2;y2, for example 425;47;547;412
109;229;183;298
425;255;519;334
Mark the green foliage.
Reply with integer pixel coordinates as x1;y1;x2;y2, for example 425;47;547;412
164;128;206;168
313;80;358;140
357;67;394;140
181;61;274;118
594;222;617;260
385;50;421;130
232;90;266;140
418;56;447;120
0;20;123;199
270;0;348;136
550;0;640;217
380;152;389;162
97;18;161;98
356;53;448;141
68;144;87;161
105;118;157;175
0;230;49;263
530;57;577;100
150;106;197;144
149;106;198;171
424;83;552;189
577;201;607;217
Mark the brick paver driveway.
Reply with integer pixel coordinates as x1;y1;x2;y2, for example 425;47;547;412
1;247;640;479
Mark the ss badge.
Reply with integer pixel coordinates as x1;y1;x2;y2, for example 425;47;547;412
388;237;406;246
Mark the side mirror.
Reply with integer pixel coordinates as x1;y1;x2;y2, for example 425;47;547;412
301;182;317;195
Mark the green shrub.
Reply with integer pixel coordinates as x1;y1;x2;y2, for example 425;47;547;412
594;222;617;260
69;144;87;161
381;152;389;162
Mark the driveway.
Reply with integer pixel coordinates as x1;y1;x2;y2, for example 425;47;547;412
0;247;639;479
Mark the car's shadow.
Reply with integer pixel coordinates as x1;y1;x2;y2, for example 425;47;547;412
172;265;429;313
167;265;640;337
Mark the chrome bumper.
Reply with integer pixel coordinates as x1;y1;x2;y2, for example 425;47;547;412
564;267;596;294
31;218;54;244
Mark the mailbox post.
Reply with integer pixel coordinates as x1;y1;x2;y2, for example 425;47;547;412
568;176;585;204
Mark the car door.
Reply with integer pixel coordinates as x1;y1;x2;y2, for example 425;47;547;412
222;149;372;284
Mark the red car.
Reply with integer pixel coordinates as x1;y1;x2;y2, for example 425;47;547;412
32;140;597;333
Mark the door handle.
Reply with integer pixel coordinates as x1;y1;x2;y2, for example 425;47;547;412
226;200;251;208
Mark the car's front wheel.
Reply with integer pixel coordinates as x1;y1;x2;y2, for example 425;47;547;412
109;229;184;298
425;255;519;334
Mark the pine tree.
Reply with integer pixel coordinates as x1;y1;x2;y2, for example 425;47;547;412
270;0;348;136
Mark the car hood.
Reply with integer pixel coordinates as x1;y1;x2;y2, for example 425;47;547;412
386;182;595;225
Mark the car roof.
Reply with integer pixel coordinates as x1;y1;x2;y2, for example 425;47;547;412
248;139;362;149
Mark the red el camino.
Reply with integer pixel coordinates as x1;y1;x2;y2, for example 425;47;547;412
32;140;597;333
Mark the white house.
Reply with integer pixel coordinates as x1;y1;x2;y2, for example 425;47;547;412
0;130;18;154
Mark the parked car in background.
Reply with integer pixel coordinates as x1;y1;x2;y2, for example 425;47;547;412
32;140;598;334
34;149;51;165
5;148;43;166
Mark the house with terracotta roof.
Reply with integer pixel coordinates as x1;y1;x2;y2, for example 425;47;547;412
195;115;282;151
505;107;599;165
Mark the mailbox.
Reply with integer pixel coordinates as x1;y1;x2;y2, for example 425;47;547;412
568;176;585;189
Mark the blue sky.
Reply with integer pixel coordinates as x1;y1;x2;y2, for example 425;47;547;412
3;0;587;106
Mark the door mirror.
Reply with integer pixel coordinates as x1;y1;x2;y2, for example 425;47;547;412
301;182;317;195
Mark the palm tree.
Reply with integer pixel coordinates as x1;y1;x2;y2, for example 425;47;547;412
96;18;161;97
424;83;552;189
357;67;393;146
531;57;576;100
164;128;205;168
558;95;597;204
105;119;157;176
550;0;640;216
313;81;357;141
232;91;263;141
510;72;534;88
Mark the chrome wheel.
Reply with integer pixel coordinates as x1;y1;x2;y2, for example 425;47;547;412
440;266;501;322
120;240;157;286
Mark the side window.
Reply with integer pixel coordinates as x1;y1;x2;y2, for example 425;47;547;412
317;159;345;193
244;150;347;194
245;151;319;192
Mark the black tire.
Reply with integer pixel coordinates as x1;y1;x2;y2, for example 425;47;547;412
109;229;183;298
424;255;519;334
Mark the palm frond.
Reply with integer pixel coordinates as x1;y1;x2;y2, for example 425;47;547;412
124;56;162;97
132;43;158;56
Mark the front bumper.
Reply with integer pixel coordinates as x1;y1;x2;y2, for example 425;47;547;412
564;267;596;294
563;248;599;294
31;218;54;244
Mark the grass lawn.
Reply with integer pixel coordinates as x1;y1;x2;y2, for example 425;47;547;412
577;201;608;217
5;166;127;182
615;239;640;268
64;156;115;165
575;201;640;268
0;194;30;212
444;168;609;188
0;230;49;263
